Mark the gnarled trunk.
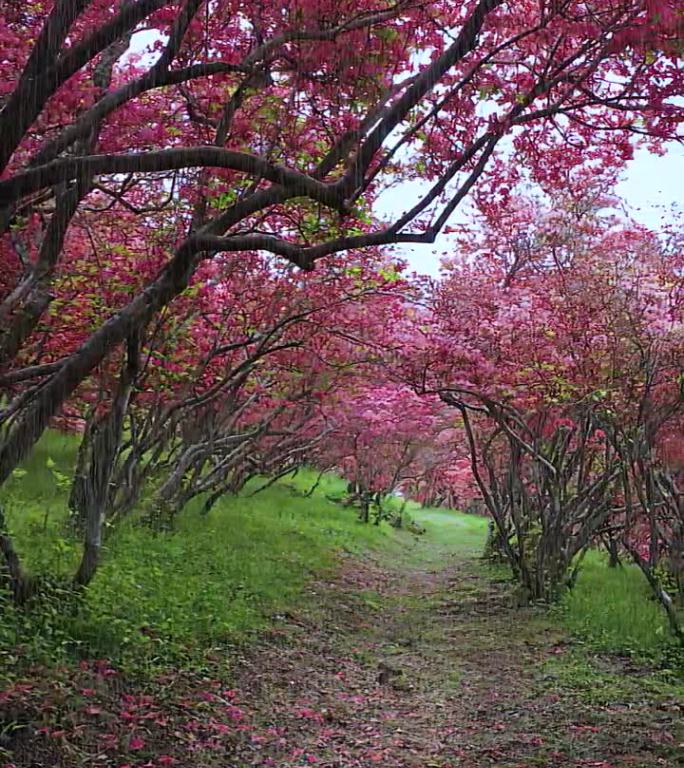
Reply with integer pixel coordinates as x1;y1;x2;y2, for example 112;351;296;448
73;333;139;587
0;505;33;603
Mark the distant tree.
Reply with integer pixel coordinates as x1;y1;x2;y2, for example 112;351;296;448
418;198;683;614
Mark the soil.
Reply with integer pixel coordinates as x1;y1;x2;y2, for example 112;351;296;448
2;525;682;767
225;552;682;768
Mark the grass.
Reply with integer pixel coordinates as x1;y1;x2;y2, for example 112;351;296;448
1;430;681;681
69;482;393;668
0;433;397;675
410;506;488;556
1;431;82;574
401;506;681;671
555;550;682;668
383;505;489;569
542;646;683;706
2;434;684;768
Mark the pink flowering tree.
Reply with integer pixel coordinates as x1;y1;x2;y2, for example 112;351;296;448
416;196;683;616
317;383;445;523
1;0;683;488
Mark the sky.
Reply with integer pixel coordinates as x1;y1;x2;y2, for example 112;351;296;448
376;144;684;278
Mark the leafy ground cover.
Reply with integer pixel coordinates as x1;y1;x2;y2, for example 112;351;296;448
556;552;681;667
1;444;682;767
1;433;393;672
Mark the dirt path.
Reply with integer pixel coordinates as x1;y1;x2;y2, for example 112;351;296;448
227;523;682;768
4;513;681;768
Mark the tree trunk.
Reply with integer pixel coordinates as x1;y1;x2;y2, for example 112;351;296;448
0;30;134;366
604;535;621;568
359;490;370;523
68;404;97;528
73;333;139;587
624;539;684;646
0;505;33;603
0;239;199;486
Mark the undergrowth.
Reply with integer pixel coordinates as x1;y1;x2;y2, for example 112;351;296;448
0;433;395;678
554;551;683;676
1;431;681;687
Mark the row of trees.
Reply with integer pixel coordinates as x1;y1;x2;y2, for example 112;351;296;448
419;198;683;628
0;1;682;636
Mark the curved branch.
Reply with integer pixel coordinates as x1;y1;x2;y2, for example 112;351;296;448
344;0;505;195
0;148;345;209
0;0;166;173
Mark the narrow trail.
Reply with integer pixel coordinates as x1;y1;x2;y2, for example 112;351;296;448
5;511;680;768
229;513;682;768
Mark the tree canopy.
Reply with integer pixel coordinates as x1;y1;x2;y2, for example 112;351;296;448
0;0;682;630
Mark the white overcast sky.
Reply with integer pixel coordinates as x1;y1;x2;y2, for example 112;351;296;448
377;144;684;278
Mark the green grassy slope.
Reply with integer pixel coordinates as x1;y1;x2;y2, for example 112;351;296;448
556;551;681;665
1;436;400;670
1;430;679;678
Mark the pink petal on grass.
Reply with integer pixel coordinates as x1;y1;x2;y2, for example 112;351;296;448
129;735;145;750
